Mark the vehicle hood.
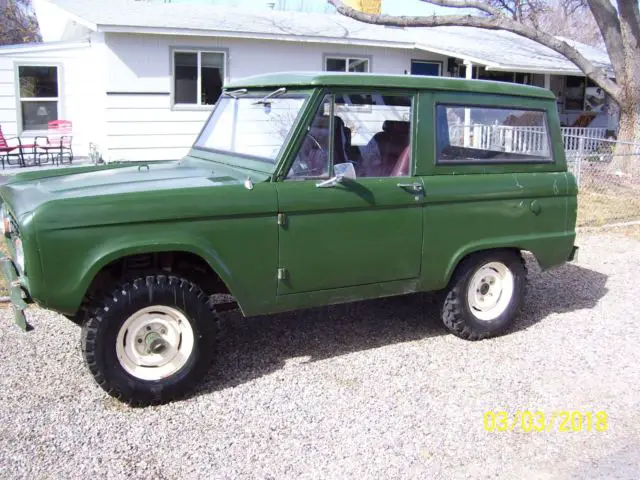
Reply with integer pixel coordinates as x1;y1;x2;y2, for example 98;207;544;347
0;158;268;220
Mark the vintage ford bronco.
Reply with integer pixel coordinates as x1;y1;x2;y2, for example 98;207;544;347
1;73;578;405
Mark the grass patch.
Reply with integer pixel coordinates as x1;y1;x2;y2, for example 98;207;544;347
578;189;640;227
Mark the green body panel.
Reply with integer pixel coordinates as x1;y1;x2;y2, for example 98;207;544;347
276;176;424;294
420;172;574;290
3;158;278;315
0;73;577;321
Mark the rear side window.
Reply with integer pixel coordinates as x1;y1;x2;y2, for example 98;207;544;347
436;104;553;164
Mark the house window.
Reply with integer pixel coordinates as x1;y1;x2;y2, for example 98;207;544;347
410;60;441;76
173;50;225;106
325;56;370;73
17;65;59;131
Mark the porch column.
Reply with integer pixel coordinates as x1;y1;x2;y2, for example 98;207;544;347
463;60;473;147
544;74;551;90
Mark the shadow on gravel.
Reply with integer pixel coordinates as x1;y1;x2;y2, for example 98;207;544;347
196;257;608;395
515;257;608;333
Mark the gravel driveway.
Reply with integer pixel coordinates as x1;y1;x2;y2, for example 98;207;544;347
1;232;640;479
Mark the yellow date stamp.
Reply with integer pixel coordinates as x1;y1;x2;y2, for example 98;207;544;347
484;410;608;433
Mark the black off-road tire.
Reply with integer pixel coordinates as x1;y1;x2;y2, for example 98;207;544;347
441;250;526;341
81;274;217;406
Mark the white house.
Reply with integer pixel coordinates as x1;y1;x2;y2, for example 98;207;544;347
0;0;617;162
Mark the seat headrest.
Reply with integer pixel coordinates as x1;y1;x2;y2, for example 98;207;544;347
334;116;346;129
382;120;410;134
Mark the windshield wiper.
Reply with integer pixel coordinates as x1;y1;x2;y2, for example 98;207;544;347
225;88;248;99
252;87;287;105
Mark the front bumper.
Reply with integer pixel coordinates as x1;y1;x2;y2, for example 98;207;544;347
1;256;33;331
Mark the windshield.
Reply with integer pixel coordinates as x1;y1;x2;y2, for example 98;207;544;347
194;93;308;163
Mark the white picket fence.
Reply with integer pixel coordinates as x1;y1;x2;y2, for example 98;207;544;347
449;124;608;155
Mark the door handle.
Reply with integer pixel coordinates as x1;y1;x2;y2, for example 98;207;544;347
397;182;423;193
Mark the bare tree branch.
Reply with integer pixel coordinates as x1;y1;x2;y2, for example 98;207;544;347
327;0;621;100
586;0;626;81
416;0;502;17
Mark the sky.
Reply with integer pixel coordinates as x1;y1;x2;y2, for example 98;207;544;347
157;0;466;16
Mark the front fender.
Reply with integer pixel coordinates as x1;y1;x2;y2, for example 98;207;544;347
35;216;278;317
81;237;241;308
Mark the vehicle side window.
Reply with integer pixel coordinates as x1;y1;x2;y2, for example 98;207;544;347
336;93;412;177
436;104;553;164
287;93;413;179
287;95;333;179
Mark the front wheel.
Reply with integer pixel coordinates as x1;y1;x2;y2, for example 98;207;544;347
81;275;217;406
441;250;526;341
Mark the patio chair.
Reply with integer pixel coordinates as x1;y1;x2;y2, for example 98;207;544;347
35;120;74;166
0;125;36;169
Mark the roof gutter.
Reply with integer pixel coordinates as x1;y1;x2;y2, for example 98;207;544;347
0;41;91;55
414;43;499;69
96;25;415;50
484;65;615;78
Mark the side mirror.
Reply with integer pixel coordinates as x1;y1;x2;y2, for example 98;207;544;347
315;163;356;188
334;162;356;180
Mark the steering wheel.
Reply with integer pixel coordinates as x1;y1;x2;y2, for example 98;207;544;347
307;132;325;153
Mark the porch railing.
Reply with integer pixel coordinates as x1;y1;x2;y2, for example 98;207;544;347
449;124;609;155
449;124;550;155
561;127;608;152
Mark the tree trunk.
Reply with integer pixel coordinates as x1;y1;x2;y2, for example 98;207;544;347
613;103;640;174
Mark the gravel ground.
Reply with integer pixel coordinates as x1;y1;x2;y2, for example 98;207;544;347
1;232;640;480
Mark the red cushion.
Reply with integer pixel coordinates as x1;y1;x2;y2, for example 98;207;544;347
391;145;411;177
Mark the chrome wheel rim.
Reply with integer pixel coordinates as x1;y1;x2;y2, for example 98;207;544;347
116;306;195;381
467;262;514;322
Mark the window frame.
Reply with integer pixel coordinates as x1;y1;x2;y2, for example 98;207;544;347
434;102;555;166
323;54;372;73
14;62;63;134
283;88;417;180
171;47;228;110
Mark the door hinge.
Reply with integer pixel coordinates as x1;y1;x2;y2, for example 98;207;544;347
277;267;287;281
277;212;286;226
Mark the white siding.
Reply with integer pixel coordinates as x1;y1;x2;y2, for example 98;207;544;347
103;32;448;161
0;44;104;160
0;57;18;136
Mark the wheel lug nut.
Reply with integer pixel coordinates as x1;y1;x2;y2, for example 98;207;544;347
146;326;151;331
160;328;167;335
137;338;143;344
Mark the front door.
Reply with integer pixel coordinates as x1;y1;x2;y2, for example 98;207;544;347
275;92;424;295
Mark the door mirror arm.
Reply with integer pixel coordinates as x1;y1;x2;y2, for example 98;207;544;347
316;175;344;188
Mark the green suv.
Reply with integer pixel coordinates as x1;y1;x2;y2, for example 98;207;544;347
1;73;578;405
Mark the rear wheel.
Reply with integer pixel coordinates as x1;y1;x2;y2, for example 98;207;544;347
441;250;526;340
81;274;217;406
